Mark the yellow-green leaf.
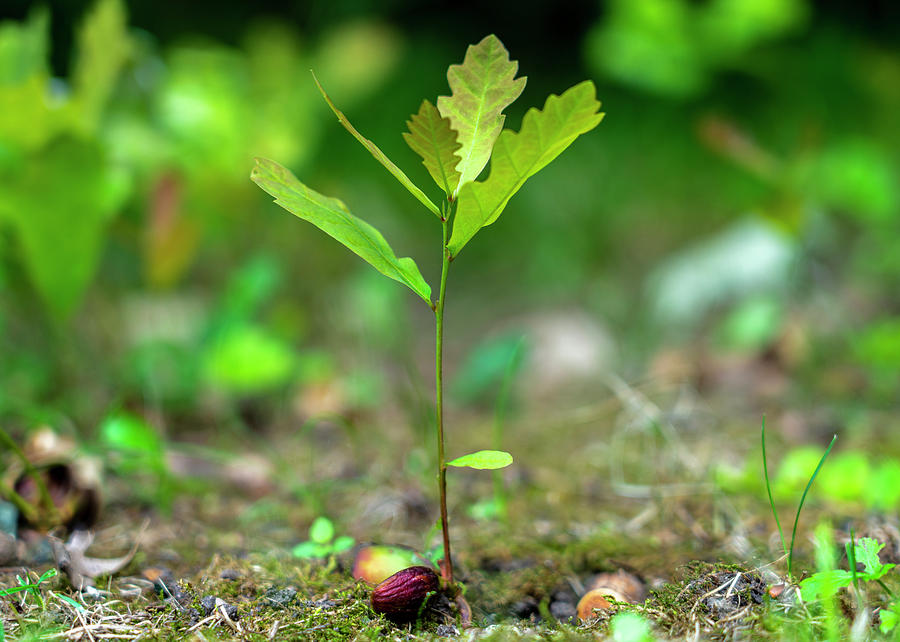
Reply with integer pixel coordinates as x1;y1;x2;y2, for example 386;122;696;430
436;34;526;197
402;100;461;198
447;450;513;470
449;81;604;257
251;157;432;305
70;0;131;134
313;72;441;218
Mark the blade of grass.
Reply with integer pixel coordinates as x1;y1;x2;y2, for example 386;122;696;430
847;527;865;614
788;433;837;577
847;528;859;592
761;417;787;564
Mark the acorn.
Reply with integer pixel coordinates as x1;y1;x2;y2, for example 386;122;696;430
371;565;440;622
576;589;614;620
585;570;646;603
577;570;646;621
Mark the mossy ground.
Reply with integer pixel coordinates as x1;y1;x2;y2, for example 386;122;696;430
2;377;898;640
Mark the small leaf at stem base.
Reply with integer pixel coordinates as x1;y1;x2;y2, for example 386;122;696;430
447;450;513;470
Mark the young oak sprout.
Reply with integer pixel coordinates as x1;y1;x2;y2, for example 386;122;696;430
251;34;604;590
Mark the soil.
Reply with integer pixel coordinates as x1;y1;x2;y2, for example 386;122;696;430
1;371;894;640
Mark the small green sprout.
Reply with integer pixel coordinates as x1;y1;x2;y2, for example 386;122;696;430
292;516;354;559
252;34;604;588
0;568;58;608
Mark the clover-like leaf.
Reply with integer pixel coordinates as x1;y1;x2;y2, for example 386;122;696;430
447;450;513;470
799;569;853;602
402;100;461;198
313;73;441;218
436;34;526;197
251;158;432;305
854;538;896;581
309;516;335;545
449;81;604;257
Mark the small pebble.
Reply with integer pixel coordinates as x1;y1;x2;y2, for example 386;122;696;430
221;602;240;621
0;532;18;565
511;596;539;619
263;587;297;608
436;624;459;637
200;595;217;616
0;501;17;537
220;568;241;581
550;600;577;621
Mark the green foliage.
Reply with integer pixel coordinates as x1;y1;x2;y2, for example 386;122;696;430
804;140;899;225
0;568;57;603
800;536;896;601
446;450;513;470
70;0;132;134
611;611;655;642
881;603;899;634
449;81;604;257
855;318;900;375
99;411;173;509
715;295;783;351
436;35;526;196
0;8;53;150
313;73;441;218
452;333;527;403
720;446;900;512
402;100;461;198
203;325;296;395
0;138;129;319
585;0;808;97
292;516;354;559
0;0;131;320
251;157;432;304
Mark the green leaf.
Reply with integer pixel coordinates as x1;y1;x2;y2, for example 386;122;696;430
312;73;440;218
447;450;513;470
0;7;49;84
448;81;604;257
251;157;432;305
402;100;461;198
292;541;330;559
309;516;335;544
0;137;129;319
203;324;296;395
0;8;58;151
855;538;895;581
610;612;654;642
436;34;526;196
332;535;355;553
100;412;165;472
880;607;898;634
101;413;162;454
799;569;852;602
70;0;131;134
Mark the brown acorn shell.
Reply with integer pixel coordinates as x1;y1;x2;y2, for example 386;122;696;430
577;570;647;621
371;566;440;622
585;570;646;603
576;589;615;620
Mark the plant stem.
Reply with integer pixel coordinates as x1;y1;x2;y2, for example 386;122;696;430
435;216;453;585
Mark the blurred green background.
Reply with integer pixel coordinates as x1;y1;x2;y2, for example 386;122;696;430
0;0;898;446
